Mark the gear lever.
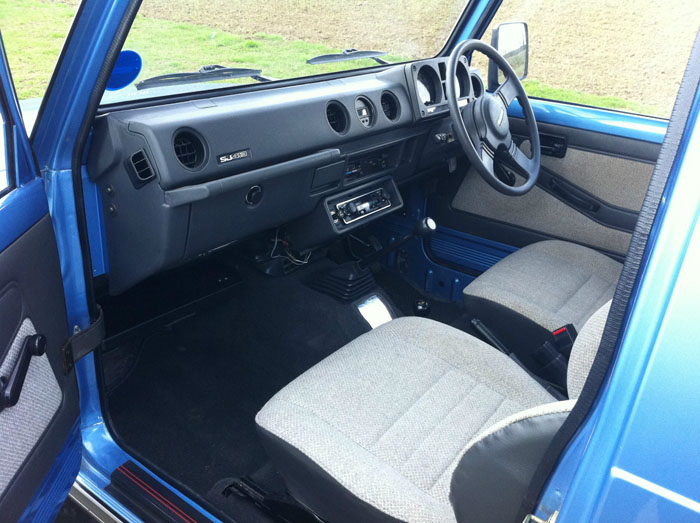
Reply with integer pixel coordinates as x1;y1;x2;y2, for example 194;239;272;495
414;217;437;237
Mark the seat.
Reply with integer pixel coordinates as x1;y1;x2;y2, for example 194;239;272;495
462;240;621;353
256;303;609;523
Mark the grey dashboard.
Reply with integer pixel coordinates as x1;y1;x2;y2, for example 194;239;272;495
88;58;480;294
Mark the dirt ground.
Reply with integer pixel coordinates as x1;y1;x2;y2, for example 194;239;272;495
51;0;699;115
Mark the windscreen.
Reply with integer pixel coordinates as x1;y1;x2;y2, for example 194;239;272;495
98;0;472;104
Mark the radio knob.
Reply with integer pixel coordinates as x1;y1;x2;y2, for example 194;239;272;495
347;202;358;214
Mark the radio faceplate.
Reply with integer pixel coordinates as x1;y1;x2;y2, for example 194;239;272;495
326;177;402;232
335;188;392;224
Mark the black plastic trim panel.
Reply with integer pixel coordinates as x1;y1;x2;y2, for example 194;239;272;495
537;167;639;233
511;119;661;161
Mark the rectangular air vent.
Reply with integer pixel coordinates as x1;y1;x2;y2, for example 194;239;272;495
130;150;155;182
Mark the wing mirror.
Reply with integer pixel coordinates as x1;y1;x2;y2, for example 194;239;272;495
106;50;142;91
488;22;529;91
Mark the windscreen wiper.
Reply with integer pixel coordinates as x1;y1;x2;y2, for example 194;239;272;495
306;48;389;66
135;64;273;90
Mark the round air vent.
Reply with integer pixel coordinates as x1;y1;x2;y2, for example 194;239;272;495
173;130;206;169
326;101;349;134
380;91;400;121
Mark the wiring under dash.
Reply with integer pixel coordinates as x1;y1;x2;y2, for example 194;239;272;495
270;229;312;266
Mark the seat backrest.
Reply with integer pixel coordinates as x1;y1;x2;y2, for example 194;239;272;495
567;300;611;399
450;301;611;523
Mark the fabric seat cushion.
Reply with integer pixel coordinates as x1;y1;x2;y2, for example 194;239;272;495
256;317;555;523
463;240;622;332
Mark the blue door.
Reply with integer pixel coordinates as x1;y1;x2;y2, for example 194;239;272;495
0;34;80;521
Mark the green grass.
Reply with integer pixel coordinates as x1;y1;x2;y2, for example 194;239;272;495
523;79;658;116
0;0;76;100
2;0;660;118
121;16;405;89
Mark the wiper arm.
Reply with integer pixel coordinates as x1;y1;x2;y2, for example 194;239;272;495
307;48;389;66
135;64;273;90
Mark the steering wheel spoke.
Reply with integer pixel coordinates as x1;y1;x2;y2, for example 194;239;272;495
495;76;519;107
480;143;496;177
501;141;534;179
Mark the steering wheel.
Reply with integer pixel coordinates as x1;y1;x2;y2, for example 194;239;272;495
446;39;540;196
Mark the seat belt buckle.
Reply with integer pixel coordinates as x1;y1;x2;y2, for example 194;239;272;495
551;323;577;358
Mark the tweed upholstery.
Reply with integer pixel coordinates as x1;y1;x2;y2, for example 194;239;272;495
463;240;621;331
256;317;554;523
567;301;611;399
0;318;61;493
451;168;634;255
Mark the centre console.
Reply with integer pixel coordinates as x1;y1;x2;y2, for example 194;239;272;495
287;177;403;249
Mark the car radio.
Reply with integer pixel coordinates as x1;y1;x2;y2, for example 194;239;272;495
334;188;392;224
325;177;402;233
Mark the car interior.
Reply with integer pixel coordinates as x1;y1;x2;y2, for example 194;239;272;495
87;31;663;523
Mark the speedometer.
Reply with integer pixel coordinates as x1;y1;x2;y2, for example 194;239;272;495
416;66;438;106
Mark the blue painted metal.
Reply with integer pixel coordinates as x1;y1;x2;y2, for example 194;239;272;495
0;30;84;518
32;0;131;331
509;98;667;144
0;37;47;251
18;422;82;523
537;77;700;522
454;0;496;43
22;2;220;520
0;177;48;250
43;168;92;330
429;227;516;273
378;219;476;303
0;33;82;522
372;184;481;302
82;165;108;276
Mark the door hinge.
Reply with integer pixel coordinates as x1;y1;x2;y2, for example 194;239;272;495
523;511;559;523
62;305;105;374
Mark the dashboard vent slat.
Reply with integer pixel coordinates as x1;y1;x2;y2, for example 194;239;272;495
130;150;154;182
173;130;206;169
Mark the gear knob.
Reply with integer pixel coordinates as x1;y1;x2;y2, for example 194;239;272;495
414;217;437;237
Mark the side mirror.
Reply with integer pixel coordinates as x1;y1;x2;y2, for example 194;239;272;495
488;22;529;91
106;50;142;91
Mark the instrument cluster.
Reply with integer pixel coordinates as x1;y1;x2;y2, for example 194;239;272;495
408;55;484;118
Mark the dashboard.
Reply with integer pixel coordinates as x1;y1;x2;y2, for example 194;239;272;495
88;57;485;294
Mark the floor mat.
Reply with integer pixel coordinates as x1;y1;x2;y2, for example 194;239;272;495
105;261;371;521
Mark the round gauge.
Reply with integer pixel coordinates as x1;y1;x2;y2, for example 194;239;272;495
416;65;439;106
454;62;471;99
